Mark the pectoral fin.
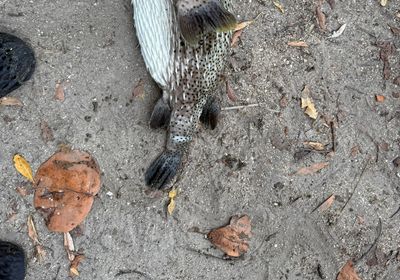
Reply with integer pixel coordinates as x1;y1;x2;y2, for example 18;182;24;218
176;0;236;44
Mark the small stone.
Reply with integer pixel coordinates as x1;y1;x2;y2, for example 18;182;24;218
393;157;400;168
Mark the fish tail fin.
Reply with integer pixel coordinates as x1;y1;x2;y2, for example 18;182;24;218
177;0;236;44
200;96;220;130
145;150;182;189
149;97;171;129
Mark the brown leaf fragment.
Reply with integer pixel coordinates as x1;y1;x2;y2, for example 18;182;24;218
64;232;75;261
27;215;40;245
35;245;46;263
132;79;145;98
378;41;394;80
327;0;335;9
318;194;335;211
375;95;385;102
40;120;54;143
231;29;244;47
0;97;23;106
225;80;237;102
316;2;326;31
350;145;360;157
207;215;251;257
288;41;308;47
54;82;65;102
69;254;85;277
337;260;361;280
234;20;253;32
301;85;318;119
303;141;325;151
295;162;329;175
389;25;400;35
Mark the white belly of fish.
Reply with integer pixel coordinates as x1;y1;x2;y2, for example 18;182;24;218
131;0;176;90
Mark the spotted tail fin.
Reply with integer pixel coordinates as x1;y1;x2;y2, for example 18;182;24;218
176;0;236;44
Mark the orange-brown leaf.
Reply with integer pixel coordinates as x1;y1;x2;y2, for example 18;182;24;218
288;41;308;47
337;260;362;280
319;194;335;211
375;95;385;102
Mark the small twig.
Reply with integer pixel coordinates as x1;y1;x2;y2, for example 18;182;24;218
390;205;400;218
339;158;370;215
115;269;153;279
355;218;382;264
222;103;280;113
330;121;336;152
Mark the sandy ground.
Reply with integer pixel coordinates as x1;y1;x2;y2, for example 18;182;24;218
1;0;400;279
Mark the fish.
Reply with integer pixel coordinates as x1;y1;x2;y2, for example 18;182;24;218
0;33;36;98
131;0;236;189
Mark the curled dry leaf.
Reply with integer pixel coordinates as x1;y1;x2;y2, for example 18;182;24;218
295;162;329;175
375;95;385;102
167;188;177;215
318;194;335;212
379;0;388;7
0;96;23;106
207;214;251;257
288;41;308;47
316;2;326;30
301;85;318;119
329;24;347;38
70;254;85;277
27;215;40;245
273;0;284;13
304;141;325;151
54;82;65;102
226;80;238;102
337;260;361;280
34;149;101;232
13;154;34;183
231;29;244;47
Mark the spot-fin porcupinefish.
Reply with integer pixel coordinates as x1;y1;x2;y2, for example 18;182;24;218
131;0;236;189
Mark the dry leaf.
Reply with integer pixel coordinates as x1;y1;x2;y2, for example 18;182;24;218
207;215;251;257
27;215;40;244
234;20;253;32
350;145;360;157
231;29;244;47
132;79;145;98
295;162;329;175
329;24;347;38
337;260;361;280
54;82;65;102
226;80;237;102
288;41;308;47
13;154;34;183
273;1;284;13
301;85;318;119
316;2;326;30
319;194;335;211
64;232;76;261
34;149;101;232
70;254;85;277
0;96;23;106
304;141;325;151
35;245;46;263
167;188;177;215
379;0;388;7
40;120;54;143
375;95;385;102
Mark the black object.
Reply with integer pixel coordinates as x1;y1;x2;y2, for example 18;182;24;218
145;150;182;189
0;241;26;280
0;32;36;98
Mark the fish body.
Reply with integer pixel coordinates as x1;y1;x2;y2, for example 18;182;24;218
132;0;236;189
